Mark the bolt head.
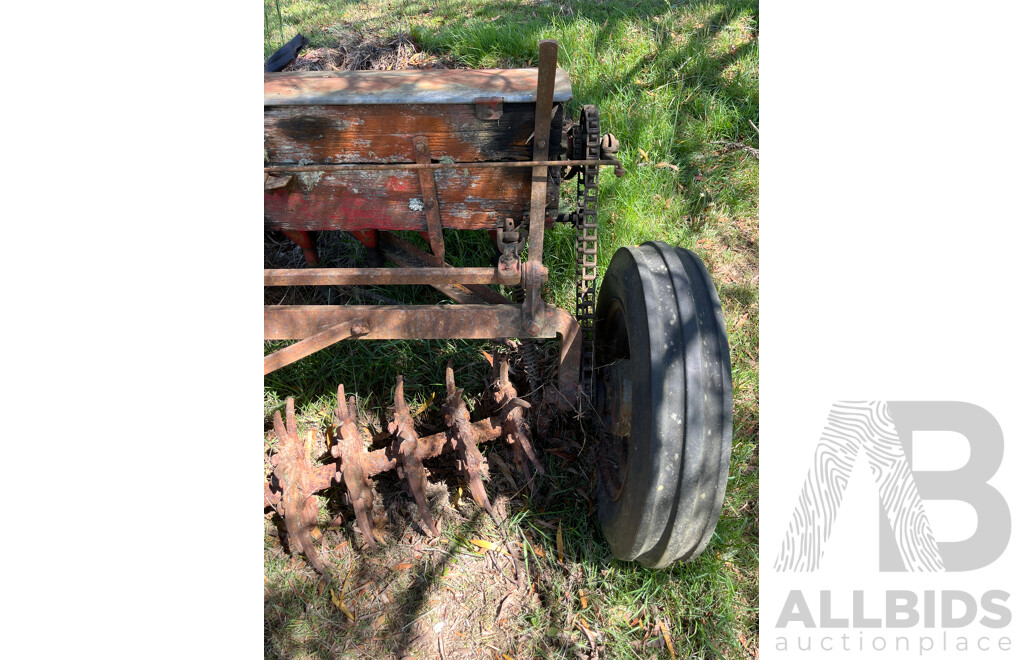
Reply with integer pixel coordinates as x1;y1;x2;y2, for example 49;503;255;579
527;322;541;335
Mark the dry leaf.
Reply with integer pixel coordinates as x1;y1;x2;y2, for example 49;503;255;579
556;521;564;564
412;392;436;417
638;147;649;162
470;539;499;551
654;162;680;171
310;526;322;541
659;619;676;658
392;562;414;571
577;619;596;648
452;485;463;507
330;589;355;621
580;592;589;609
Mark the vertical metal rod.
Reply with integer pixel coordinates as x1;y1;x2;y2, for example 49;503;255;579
527;40;558;264
412;136;446;265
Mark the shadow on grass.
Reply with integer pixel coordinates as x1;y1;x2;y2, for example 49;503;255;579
265;502;489;658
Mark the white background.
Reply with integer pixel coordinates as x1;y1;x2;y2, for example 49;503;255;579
1;0;1021;656
762;0;1023;657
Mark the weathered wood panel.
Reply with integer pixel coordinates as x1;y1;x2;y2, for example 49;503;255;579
264;68;573;105
264;103;562;164
264;167;534;231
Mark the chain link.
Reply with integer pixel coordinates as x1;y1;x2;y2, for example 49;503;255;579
575;105;600;406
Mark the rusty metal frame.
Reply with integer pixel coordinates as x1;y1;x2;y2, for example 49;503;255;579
267;304;556;340
265;39;582;408
263;159;619;173
265;304;579;409
264;266;519;287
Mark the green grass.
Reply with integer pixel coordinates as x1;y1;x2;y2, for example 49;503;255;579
265;1;758;658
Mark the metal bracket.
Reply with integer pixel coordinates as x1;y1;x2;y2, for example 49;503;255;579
264;173;293;190
412;136;446;265
497;218;523;283
474;97;503;120
521;260;548;336
497;217;523;252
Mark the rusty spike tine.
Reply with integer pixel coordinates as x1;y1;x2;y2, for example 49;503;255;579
467;468;495;517
336;383;347;418
401;445;440;536
285;491;327;574
347;395;358;423
445;359;456;395
493;356;546;480
443;369;495;518
333;385;379;551
394;375;410;416
391;375;440;536
510;404;545;477
340;447;378;552
269;400;329;574
286;397;298;437
498;357;510;388
272;410;288;449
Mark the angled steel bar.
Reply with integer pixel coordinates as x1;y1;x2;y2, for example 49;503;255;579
412;136;447;265
264;319;368;375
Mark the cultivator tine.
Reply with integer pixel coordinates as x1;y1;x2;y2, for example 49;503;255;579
266;372;522;568
443;361;495;518
266;398;336;574
331;384;379;551
389;377;440;536
492;357;545;481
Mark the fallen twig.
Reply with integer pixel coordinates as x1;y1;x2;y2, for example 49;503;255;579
711;140;759;159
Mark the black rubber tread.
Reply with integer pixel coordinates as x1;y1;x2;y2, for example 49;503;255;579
595;241;733;568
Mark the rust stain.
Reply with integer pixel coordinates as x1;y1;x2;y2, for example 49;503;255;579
264;168;530;232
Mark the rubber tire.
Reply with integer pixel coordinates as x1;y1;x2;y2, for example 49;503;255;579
595;241;733;568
